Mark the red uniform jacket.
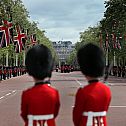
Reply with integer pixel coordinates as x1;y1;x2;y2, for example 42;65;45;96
73;81;111;126
21;83;60;126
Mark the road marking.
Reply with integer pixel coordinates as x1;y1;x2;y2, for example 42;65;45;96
109;83;126;86
0;96;4;100
0;90;16;100
75;79;83;86
110;105;126;108
72;106;126;108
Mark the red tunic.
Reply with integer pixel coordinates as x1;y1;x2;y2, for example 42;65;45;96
21;84;60;126
73;81;111;126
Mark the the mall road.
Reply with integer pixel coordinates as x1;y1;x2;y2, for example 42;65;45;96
0;71;126;126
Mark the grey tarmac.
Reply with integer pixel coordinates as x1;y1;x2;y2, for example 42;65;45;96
0;71;126;126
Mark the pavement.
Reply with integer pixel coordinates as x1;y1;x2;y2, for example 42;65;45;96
0;71;126;126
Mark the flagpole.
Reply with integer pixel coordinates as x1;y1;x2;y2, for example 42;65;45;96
114;51;116;66
99;31;102;48
106;48;108;66
59;60;61;69
6;51;9;66
23;51;25;66
16;53;18;66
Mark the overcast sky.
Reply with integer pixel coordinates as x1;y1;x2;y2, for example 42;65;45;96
21;0;106;43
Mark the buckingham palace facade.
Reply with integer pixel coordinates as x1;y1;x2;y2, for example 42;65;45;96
52;41;75;65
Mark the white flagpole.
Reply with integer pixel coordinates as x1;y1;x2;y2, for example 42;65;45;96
23;51;25;66
16;53;18;66
6;51;9;66
106;48;108;66
114;51;116;66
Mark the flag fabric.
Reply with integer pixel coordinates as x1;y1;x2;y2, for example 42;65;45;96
14;25;26;53
30;34;37;46
0;31;6;48
116;34;121;50
0;20;13;48
110;33;122;50
124;34;126;41
111;33;117;49
105;33;109;49
117;34;122;49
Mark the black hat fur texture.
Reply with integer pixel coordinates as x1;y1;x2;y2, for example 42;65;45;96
25;44;53;80
77;43;105;77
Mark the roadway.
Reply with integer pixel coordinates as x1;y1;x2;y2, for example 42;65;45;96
0;71;126;126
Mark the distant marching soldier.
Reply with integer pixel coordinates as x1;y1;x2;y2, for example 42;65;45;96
21;66;24;75
20;66;22;75
67;65;70;73
122;66;126;78
113;66;117;76
6;67;9;79
73;43;111;126
3;66;7;80
17;66;20;76
71;65;74;72
12;66;14;77
13;66;17;77
20;44;60;126
9;66;12;78
55;65;59;72
117;66;121;77
61;65;64;73
0;66;2;81
12;66;15;77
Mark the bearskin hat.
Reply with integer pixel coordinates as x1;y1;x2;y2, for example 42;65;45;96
25;44;53;80
77;43;105;77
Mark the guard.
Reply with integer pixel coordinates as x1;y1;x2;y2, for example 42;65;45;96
20;44;60;126
73;43;111;126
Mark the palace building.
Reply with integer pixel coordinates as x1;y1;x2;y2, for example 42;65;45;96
52;41;75;65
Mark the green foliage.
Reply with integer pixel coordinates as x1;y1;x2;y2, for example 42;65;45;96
100;0;126;60
66;49;77;65
71;26;101;65
101;0;126;34
80;27;100;44
0;0;54;66
75;26;101;52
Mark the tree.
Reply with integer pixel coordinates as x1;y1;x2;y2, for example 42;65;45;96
75;26;101;52
80;26;100;44
100;0;126;66
0;0;55;66
66;49;77;65
69;26;101;67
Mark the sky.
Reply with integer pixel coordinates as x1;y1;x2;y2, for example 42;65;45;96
21;0;106;44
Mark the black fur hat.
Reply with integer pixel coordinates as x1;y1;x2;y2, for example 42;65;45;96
77;43;105;77
25;44;53;80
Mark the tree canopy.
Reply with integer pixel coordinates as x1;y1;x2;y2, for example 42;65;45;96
69;0;126;66
0;0;55;66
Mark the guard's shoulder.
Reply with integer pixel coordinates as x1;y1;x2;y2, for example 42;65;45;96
77;87;84;93
22;86;34;94
49;84;59;92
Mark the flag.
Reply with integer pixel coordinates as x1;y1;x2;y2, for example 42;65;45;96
0;31;6;48
117;34;122;49
111;33;117;49
0;20;13;48
124;34;126;41
30;34;37;46
117;39;121;49
105;33;109;49
14;25;26;53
